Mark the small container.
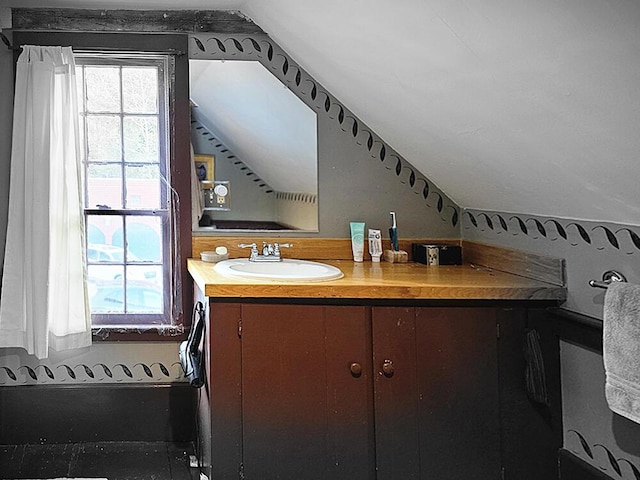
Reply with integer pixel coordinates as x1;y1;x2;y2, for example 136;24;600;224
350;222;365;262
201;246;229;263
427;245;439;266
368;229;382;262
412;244;462;266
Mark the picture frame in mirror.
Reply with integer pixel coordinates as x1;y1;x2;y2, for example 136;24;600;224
194;154;214;182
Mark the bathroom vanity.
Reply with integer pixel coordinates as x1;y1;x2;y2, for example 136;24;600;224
188;242;565;480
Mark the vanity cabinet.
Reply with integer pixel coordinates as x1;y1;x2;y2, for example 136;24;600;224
202;301;506;480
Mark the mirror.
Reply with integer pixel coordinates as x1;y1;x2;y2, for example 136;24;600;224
190;59;318;232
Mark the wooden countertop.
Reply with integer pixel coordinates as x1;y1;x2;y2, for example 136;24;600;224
187;258;566;301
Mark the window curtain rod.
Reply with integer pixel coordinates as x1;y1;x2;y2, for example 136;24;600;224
0;33;185;56
74;46;185;56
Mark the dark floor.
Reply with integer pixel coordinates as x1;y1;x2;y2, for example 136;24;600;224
0;442;201;480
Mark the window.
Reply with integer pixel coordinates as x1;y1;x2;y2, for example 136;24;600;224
75;53;175;329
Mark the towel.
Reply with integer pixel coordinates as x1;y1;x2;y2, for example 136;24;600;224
604;282;640;424
524;329;550;406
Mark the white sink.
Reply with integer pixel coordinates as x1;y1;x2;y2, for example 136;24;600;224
213;258;344;282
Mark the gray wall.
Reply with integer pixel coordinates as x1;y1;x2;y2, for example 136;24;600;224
317;113;455;238
462;209;640;477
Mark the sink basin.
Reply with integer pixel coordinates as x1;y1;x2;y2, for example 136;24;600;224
213;258;344;282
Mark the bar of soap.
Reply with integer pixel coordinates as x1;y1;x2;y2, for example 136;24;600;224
383;249;408;263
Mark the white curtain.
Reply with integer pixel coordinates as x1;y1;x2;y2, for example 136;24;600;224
0;45;91;359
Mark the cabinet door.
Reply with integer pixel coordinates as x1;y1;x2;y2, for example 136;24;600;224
415;307;501;480
372;307;421;480
373;307;500;480
240;304;373;480
207;302;243;480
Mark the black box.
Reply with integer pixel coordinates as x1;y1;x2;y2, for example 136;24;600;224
411;244;462;265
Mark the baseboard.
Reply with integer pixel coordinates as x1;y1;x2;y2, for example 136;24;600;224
559;449;614;480
0;384;196;444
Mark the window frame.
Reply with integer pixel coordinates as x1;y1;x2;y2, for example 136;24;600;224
11;31;193;341
76;53;174;330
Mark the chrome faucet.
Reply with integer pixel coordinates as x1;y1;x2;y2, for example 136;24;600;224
238;243;260;261
238;241;293;262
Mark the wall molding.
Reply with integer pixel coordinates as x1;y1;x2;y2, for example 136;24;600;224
567;430;640;480
0;359;185;385
463;209;640;255
559;449;616;480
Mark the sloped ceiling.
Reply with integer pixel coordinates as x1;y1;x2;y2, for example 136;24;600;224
4;0;640;226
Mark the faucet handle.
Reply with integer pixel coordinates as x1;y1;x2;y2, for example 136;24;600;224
238;243;259;260
273;243;292;256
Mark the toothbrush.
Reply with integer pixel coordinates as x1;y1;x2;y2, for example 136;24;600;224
389;212;399;251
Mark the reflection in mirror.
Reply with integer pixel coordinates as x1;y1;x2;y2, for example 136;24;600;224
190;59;318;232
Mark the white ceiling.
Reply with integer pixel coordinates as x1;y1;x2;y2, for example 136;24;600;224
3;0;640;226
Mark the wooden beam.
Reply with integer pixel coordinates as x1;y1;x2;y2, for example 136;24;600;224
11;8;263;34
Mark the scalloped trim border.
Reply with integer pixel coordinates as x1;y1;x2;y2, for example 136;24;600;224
463;210;640;255
0;361;185;384
568;429;640;478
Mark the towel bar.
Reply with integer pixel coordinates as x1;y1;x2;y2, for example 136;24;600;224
589;270;627;289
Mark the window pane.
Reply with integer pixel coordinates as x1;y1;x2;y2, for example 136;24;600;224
123;67;158;114
90;280;125;314
87;115;122;162
87;265;123;302
85;66;121;113
125;164;161;209
123;116;158;163
86;214;124;254
125;280;163;313
90;280;163;314
86;164;123;209
126;265;163;314
123;216;163;262
128;265;163;284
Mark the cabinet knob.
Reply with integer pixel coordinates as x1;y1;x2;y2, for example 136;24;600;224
381;359;394;377
350;362;362;378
